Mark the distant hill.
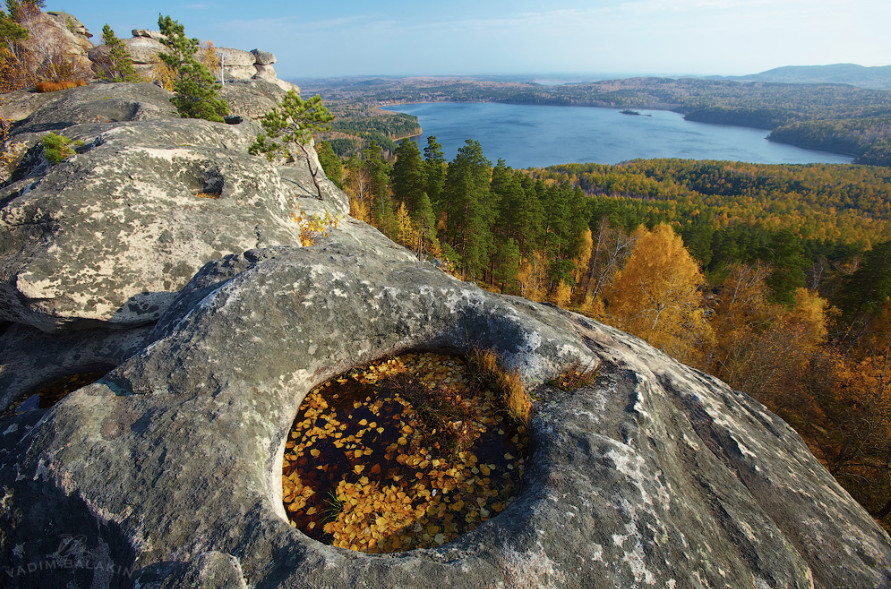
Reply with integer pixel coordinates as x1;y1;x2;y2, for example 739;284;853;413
714;64;891;89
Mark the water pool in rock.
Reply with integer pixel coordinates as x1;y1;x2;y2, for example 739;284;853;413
282;352;529;553
2;370;109;417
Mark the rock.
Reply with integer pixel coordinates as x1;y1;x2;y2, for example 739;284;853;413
131;29;167;42
220;79;289;120
0;83;339;332
122;36;168;75
251;49;277;65
253;63;279;81
0;89;59;122
86;28;291;89
0;321;152;411
0;76;889;589
218;47;256;68
46;12;92;41
8;82;178;140
15;11;93;81
216;48;255;82
1;219;889;587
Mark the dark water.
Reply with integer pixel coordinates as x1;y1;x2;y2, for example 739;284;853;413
387;102;854;168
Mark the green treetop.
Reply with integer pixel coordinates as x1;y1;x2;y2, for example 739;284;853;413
391;139;425;213
249;89;335;199
423;136;446;208
98;24;137;82
0;9;27;44
5;0;43;21
158;14;228;122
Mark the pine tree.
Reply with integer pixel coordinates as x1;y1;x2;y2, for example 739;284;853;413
391;139;425;212
315;141;343;189
763;229;807;306
98;24;138;82
493;237;521;294
158;14;229;122
412;191;438;260
249;89;335;199
442;140;494;280
423;136;446;210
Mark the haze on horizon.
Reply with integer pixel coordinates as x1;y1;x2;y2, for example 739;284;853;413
61;0;890;80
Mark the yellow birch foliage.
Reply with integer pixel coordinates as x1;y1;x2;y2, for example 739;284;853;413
708;273;831;409
787;287;830;353
394;202;417;249
197;40;220;74
149;55;176;89
572;228;594;301
552;281;572;309
862;298;891;357
604;224;712;362
581;291;605;319
516;252;547;303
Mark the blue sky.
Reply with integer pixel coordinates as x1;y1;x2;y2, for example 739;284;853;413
54;1;890;80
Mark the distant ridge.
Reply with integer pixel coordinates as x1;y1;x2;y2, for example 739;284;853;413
713;63;891;89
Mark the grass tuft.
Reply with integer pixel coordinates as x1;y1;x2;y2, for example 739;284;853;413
467;348;531;426
34;79;87;93
547;360;601;391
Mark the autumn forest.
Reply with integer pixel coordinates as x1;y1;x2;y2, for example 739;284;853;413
316;137;891;530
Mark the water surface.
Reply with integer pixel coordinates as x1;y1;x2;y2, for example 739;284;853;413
388;102;853;168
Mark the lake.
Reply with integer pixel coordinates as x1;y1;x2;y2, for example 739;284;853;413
386;102;854;168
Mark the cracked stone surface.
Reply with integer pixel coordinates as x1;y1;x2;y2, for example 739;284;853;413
0;83;889;588
0;83;339;332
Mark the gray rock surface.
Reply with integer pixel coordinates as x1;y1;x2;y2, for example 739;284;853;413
251;48;277;65
1;221;890;588
219;79;289;120
121;36;168;75
45;12;92;41
218;47;256;68
0;89;58;122
0;82;889;589
131;29;166;42
0;83;334;332
87;30;292;90
253;63;278;81
21;11;93;79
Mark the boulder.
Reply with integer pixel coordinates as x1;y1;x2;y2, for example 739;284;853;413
251;48;277;66
218;47;256;68
253;63;279;81
1;220;889;587
220;79;289;120
215;47;255;82
0;83;340;332
131;29;167;42
122;36;167;75
46;11;92;42
15;11;93;81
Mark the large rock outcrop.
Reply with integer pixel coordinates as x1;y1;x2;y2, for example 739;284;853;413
87;30;296;92
0;83;331;334
12;11;93;81
0;82;889;588
0;81;338;407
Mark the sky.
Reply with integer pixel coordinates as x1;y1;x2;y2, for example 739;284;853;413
53;0;891;80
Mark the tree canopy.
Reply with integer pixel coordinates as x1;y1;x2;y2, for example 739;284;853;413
158;14;228;122
249;90;335;199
